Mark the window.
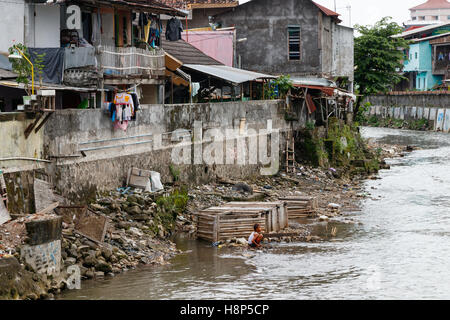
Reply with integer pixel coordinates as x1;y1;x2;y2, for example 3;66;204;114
412;17;417;20
419;16;425;20
447;15;450;20
288;26;301;61
433;16;439;20
415;52;418;59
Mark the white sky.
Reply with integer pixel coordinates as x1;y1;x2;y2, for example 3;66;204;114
239;0;428;28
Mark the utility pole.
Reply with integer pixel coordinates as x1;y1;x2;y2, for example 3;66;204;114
334;0;337;12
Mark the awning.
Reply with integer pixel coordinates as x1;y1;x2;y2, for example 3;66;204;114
294;84;336;96
183;64;276;85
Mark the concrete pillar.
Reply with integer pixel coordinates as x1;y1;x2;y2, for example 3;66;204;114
21;216;62;276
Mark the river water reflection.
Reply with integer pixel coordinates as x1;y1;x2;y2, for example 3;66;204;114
60;127;450;300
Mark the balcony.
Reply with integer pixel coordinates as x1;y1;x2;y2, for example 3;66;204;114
61;46;166;87
98;46;166;84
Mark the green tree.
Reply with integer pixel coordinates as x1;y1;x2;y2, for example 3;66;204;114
354;17;410;111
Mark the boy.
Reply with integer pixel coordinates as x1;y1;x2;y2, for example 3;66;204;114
248;223;264;248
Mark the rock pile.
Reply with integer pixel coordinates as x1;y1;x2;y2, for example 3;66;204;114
58;189;188;280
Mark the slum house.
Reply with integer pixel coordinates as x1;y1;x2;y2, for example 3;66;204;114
158;0;238;29
211;0;355;123
393;23;450;91
161;37;276;103
0;0;186;115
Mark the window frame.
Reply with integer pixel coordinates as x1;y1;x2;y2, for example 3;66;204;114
287;25;301;61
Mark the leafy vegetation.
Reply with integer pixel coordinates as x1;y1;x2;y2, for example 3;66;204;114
354;17;410;112
265;75;294;99
8;43;31;94
34;52;46;87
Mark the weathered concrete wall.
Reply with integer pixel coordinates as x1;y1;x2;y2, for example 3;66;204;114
332;25;354;80
0;113;45;171
215;0;321;76
365;93;450;108
1;100;304;206
0;0;25;54
41;100;300;203
364;93;450;132
215;0;354;79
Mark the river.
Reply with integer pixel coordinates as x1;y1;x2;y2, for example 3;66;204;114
60;127;450;300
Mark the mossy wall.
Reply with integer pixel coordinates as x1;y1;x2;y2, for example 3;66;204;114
295;117;380;175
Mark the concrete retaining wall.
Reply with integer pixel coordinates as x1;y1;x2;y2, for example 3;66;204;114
1;100;304;206
364;93;450;132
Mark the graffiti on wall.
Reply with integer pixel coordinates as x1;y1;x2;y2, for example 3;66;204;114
21;239;61;276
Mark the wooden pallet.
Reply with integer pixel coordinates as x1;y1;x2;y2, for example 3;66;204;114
278;196;318;219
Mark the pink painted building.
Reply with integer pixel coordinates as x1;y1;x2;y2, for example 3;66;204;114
181;30;234;67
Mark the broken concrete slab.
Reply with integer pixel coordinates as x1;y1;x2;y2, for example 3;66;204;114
25;215;62;246
21;239;61;276
34;179;66;212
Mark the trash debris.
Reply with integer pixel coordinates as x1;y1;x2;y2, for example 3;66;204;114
327;203;341;209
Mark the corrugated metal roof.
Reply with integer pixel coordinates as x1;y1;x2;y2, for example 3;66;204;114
393;22;450;38
291;77;337;88
162;38;222;65
0;69;16;80
183;64;276;84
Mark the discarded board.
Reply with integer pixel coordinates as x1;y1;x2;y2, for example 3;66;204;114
279;196;318;219
55;206;108;242
34;179;66;212
0;199;11;225
35;202;59;215
195;202;288;243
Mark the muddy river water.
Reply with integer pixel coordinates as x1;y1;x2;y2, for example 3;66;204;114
60;127;450;300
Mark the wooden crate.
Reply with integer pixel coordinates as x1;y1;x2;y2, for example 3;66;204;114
196;209;269;243
279;196;318;219
195;202;288;243
222;202;288;232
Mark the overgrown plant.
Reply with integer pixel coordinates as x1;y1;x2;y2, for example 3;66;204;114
169;164;180;182
8;43;31;95
34;52;46;87
265;75;294;99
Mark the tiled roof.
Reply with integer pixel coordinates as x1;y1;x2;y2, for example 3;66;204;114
158;0;238;10
410;0;450;10
312;1;340;17
161;37;223;65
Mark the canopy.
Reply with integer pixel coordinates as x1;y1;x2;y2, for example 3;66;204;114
183;64;276;85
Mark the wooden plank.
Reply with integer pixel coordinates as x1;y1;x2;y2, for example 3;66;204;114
34;112;53;134
36;202;59;215
24;113;43;139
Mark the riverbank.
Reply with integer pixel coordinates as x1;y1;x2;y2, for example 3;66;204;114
0;125;408;300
